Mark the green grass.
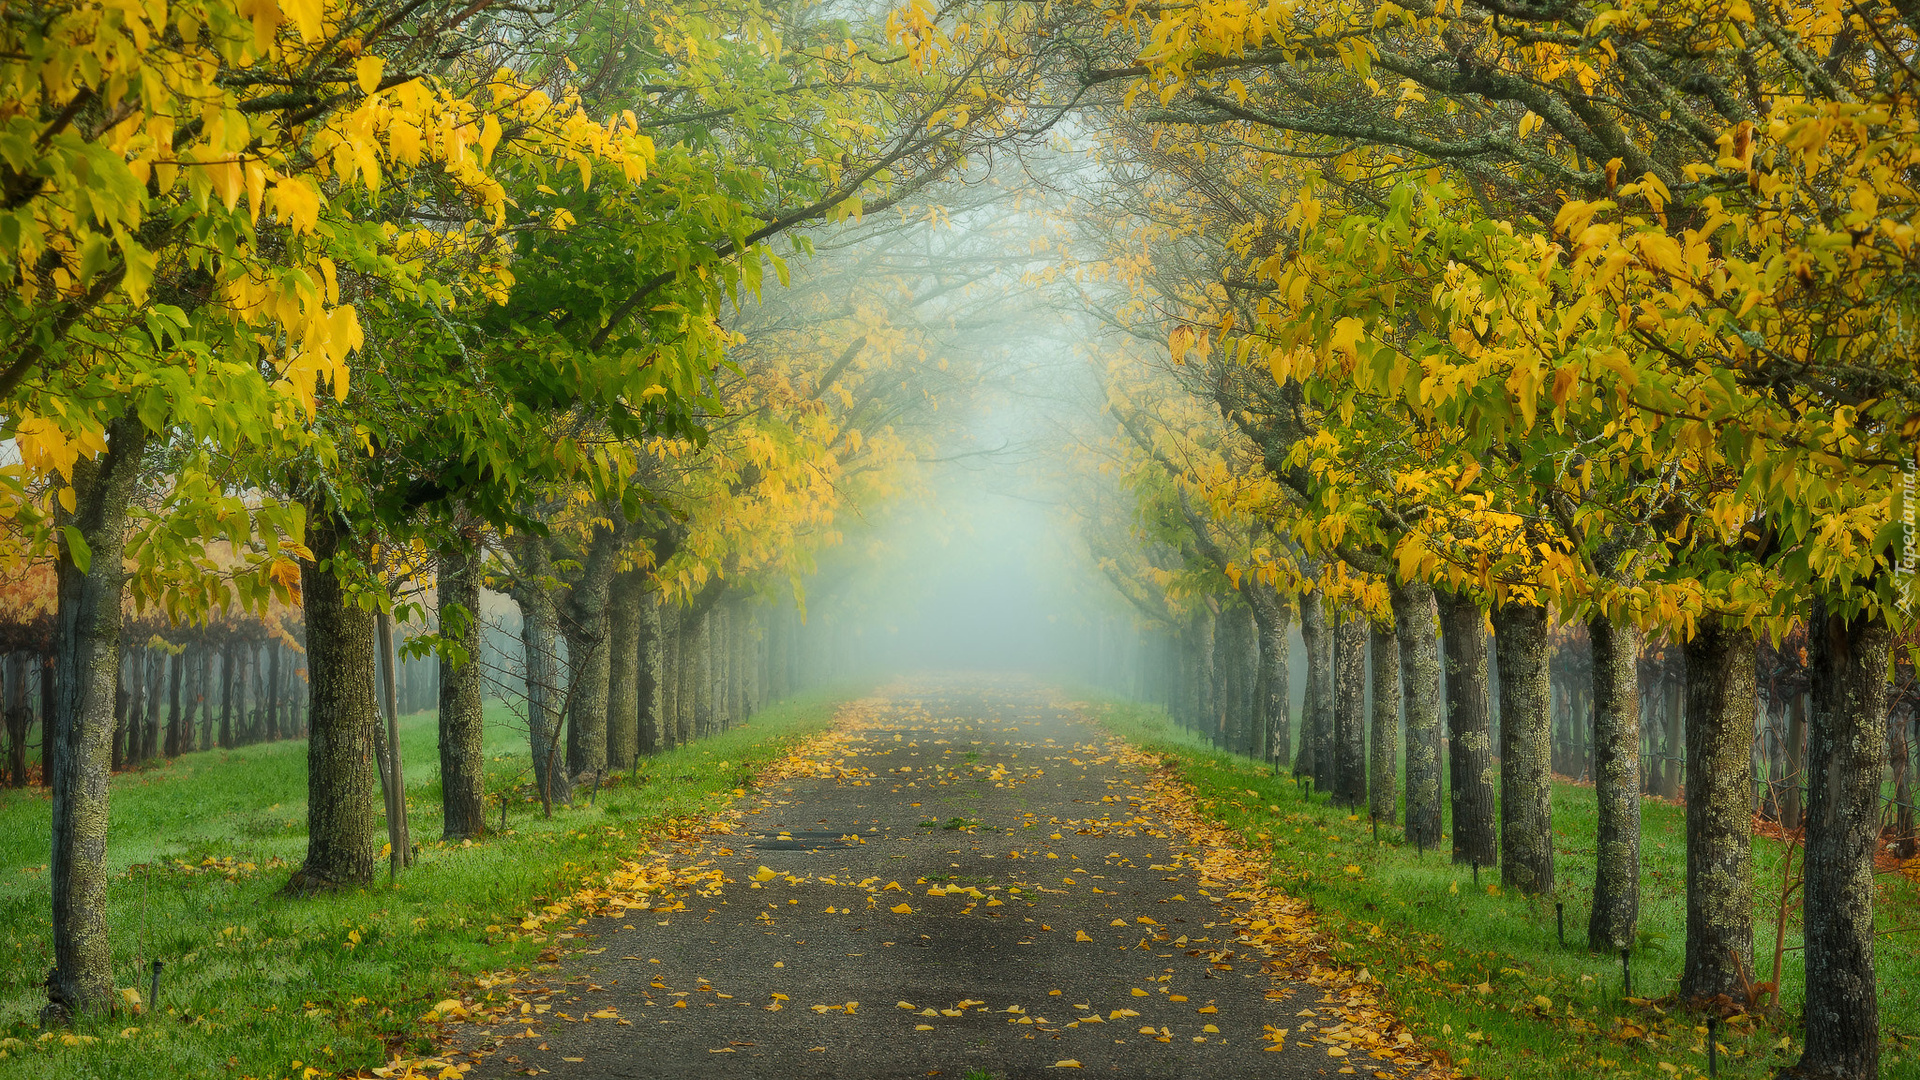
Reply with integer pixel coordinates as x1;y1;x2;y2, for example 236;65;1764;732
0;688;855;1078
1089;697;1920;1080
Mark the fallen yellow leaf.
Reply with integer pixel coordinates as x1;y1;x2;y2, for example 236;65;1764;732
891;903;913;914
1053;1061;1082;1069
1075;930;1093;942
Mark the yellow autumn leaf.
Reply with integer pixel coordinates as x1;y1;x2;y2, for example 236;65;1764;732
1074;930;1093;942
282;0;324;42
355;56;384;94
890;903;913;914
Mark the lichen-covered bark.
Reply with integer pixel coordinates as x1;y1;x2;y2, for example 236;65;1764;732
638;588;663;755
287;509;379;895
1587;613;1641;951
1393;579;1443;849
1678;613;1756;1002
1492;601;1553;895
670;603;692;747
1369;619;1400;825
1333;613;1368;809
562;615;609;783
691;607;713;739
1439;591;1496;869
1297;588;1331;786
605;570;642;769
561;524;622;783
46;411;147;1018
1246;580;1291;768
511;538;572;810
1789;599;1890;1080
437;541;488;840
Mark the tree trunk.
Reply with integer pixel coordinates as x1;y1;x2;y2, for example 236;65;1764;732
1297;588;1330;784
438;540;487;839
1895;707;1916;860
1587;613;1642;951
692;606;714;739
141;648;162;762
561;526;620;783
712;603;732;733
45;410;147;1020
1677;613;1757;1003
1333;612;1367;809
639;591;663;755
606;570;642;769
1492;600;1553;895
194;647;212;752
512;537;572;812
288;511;380;894
1393;579;1443;849
376;609;412;871
1178;621;1200;730
264;642;281;742
1787;599;1890;1080
165;649;184;757
1439;591;1497;869
39;655;54;786
1661;667;1685;800
1210;606;1232;749
1194;607;1217;741
665;603;685;748
1782;691;1807;830
1366;619;1399;824
6;654;28;787
1246;580;1291;768
218;640;235;750
115;650;133;769
675;605;696;745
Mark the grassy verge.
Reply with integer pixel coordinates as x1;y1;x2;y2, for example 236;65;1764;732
1088;697;1920;1080
0;688;856;1079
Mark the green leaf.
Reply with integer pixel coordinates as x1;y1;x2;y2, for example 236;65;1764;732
63;526;92;574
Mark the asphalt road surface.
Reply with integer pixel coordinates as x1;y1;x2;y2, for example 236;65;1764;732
456;677;1374;1080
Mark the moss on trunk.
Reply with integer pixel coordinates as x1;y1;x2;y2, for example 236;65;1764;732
1587;613;1641;951
1789;599;1890;1079
1678;613;1756;1002
437;539;488;840
1393;579;1443;849
287;509;379;895
1493;600;1553;895
1333;613;1368;809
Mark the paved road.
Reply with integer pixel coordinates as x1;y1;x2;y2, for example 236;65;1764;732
456;678;1370;1079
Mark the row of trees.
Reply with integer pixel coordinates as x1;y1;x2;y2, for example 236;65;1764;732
2;0;1047;1023
1013;0;1919;1076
